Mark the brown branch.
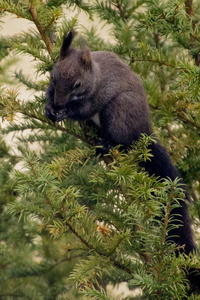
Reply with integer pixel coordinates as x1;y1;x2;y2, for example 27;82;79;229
46;15;58;31
185;0;194;16
66;221;132;275
0;2;53;54
29;0;53;54
53;210;133;275
131;57;187;72
167;123;179;142
185;0;200;65
190;33;200;43
44;255;82;273
131;58;174;68
27;159;38;178
177;112;200;130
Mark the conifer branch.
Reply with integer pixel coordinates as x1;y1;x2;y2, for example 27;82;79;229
66;221;132;275
158;6;200;44
167;124;179;142
157;185;174;294
114;2;127;23
176;112;200;130
162;187;174;246
44;256;83;273
185;0;200;66
23;158;132;275
131;58;180;70
46;15;58;31
1;0;200;296
27;159;38;178
29;0;53;54
19;109;93;145
185;0;194;16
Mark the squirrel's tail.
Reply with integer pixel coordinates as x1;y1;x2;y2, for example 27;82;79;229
143;141;195;255
143;141;200;290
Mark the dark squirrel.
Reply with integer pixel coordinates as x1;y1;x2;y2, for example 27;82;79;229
45;31;199;289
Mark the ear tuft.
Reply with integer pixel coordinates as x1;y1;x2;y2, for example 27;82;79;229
80;47;92;70
59;30;76;60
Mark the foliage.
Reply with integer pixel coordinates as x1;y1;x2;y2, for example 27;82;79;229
0;0;200;299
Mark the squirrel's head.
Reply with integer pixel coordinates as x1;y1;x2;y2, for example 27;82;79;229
45;31;96;122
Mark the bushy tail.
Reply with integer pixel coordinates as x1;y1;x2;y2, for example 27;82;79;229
143;141;181;181
143;141;195;255
143;141;200;290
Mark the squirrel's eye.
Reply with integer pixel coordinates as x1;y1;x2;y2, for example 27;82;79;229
73;81;81;89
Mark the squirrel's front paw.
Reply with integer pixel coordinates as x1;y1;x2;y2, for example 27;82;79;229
96;139;111;156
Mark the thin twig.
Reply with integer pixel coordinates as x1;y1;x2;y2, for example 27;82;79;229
177;112;200;130
131;57;187;72
66;221;132;275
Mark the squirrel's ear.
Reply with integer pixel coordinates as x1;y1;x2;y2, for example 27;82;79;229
59;31;75;59
80;47;92;71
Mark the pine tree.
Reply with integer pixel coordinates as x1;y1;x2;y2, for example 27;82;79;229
0;0;200;299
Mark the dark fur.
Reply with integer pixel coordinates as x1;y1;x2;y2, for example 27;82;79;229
45;32;199;288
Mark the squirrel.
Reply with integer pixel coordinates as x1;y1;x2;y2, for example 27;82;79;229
45;31;199;289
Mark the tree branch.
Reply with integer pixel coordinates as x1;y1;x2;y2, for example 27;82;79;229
131;57;187;72
66;221;132;275
185;0;200;65
176;112;200;130
185;0;194;16
29;0;53;54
